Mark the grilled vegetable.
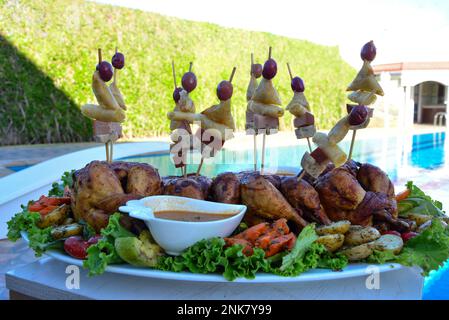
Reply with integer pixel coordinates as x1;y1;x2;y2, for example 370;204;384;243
316;234;345;252
370;234;403;254
51;223;83;240
344;226;380;246
37;204;69;228
401;212;432;226
339;243;373;261
316;220;351;236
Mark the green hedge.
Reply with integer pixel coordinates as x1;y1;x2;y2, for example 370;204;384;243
0;0;355;145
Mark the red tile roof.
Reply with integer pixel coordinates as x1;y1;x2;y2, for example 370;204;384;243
373;61;449;73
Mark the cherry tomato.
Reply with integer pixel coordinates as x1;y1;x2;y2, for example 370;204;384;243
382;230;401;237
401;232;418;243
87;235;103;245
64;236;89;260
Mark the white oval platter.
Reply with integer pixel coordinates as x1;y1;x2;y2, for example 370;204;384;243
23;232;402;283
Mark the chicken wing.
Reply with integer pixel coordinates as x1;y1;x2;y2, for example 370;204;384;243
240;172;308;231
280;176;331;225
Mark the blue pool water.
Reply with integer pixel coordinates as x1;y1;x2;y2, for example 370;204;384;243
122;131;449;300
123;131;447;181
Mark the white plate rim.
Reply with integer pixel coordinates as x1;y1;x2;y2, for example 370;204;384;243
22;231;403;283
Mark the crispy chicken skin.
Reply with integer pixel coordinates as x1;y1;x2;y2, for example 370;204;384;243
210;172;241;204
240;172;308;231
71;161;162;232
163;175;212;200
315;167;366;211
280;176;331;225
357;163;395;198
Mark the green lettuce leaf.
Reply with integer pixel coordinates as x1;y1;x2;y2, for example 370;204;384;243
279;224;318;273
157;224;348;280
395;219;449;276
366;219;449;275
83;212;135;276
7;208;61;256
398;181;445;217
48;170;74;197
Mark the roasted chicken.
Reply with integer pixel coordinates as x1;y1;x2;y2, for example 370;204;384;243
240;172;308;231
163;174;212;200
280;176;331;225
71;161;162;232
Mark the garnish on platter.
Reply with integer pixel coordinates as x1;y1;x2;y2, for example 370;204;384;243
81;48;127;162
286;62;315;152
168;60;196;178
346;40;383;159
248;47;284;173
6;41;449;281
245;53;263;171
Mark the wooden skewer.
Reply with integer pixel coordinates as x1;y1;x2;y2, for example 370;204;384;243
297;169;305;181
196;66;236;177
98;48;102;64
109;140;114;163
287;62;313;153
195;157;204;177
348;129;357;160
287;62;293;80
250;53;257;171
172;60;177;88
261;132;266;175
229;67;236;82
307;138;313;153
253;134;257;171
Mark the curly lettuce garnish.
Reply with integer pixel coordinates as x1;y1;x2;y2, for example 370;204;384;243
157;225;348;281
398;181;445;217
83;212;135;276
48;170;74;197
367;219;449;276
7;206;62;256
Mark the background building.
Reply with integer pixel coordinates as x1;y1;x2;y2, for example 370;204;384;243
373;62;449;128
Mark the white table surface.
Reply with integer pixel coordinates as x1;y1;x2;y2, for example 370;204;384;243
5;257;424;300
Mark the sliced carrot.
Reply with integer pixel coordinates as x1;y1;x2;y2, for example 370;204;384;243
224;238;254;256
39;205;58;215
396;189;411;202
234;222;269;244
28;203;45;212
271;218;289;235
254;234;272;250
43;197;71;206
264;233;296;257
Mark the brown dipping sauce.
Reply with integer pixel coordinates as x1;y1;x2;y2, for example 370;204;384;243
154;210;237;222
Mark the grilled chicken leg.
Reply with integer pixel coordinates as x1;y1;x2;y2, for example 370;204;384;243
240;173;308;231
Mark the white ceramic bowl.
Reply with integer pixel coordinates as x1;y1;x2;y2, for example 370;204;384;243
119;196;246;255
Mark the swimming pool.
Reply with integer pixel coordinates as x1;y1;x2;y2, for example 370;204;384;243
122;131;449;300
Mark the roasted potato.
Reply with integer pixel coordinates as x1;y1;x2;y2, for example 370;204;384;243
344;226;380;246
51;223;83;240
37;204;69;228
339;243;373;261
316;220;351;236
316;234;345;252
402;212;432;226
369;234;403;254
